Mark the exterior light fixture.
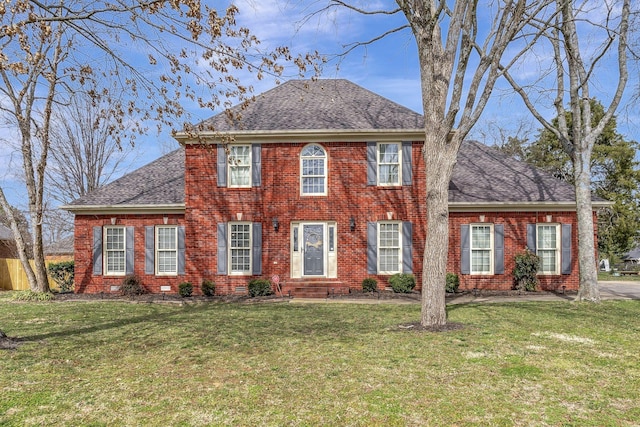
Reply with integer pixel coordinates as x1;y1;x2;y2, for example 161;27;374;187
273;217;279;232
350;217;356;231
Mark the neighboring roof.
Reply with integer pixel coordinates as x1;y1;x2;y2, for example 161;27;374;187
45;235;74;256
622;247;640;261
0;224;13;240
198;79;424;132
62;149;185;213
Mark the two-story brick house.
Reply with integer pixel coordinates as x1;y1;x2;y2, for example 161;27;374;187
64;79;606;296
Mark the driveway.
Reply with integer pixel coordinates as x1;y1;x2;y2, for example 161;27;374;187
599;280;640;300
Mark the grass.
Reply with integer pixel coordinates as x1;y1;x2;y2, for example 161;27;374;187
1;296;640;426
599;271;640;281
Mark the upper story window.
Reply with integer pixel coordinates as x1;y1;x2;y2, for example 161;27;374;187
537;224;560;274
377;143;401;186
228;144;251;187
156;226;177;275
104;226;126;276
300;144;327;196
471;224;493;275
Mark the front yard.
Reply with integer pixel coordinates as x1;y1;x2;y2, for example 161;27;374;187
1;295;639;426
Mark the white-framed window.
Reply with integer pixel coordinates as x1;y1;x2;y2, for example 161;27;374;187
156;226;177;275
228;144;251;187
104;226;126;276
300;144;327;195
377;142;401;186
471;224;493;275
230;222;252;274
537;224;560;274
378;222;402;274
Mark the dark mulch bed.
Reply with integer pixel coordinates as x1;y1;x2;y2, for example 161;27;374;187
0;330;22;350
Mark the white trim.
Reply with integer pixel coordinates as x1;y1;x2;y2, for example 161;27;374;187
175;129;426;145
61;204;185;214
449;201;612;212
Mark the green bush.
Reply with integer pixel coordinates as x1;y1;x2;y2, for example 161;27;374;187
201;280;216;297
514;250;540;292
248;279;273;297
121;275;145;296
362;278;378;293
178;282;193;297
47;260;75;292
445;273;459;293
389;273;416;293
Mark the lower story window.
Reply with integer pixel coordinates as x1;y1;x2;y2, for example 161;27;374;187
230;223;252;274
471;224;493;274
156;226;177;275
105;226;126;275
537;224;559;274
378;222;401;274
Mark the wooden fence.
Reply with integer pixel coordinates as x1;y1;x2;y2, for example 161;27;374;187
0;258;58;291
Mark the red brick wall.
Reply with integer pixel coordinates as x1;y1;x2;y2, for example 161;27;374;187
74;214;185;294
448;211;589;291
74;142;592;294
184;142;427;295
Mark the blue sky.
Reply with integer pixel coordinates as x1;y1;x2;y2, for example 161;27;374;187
1;0;638;208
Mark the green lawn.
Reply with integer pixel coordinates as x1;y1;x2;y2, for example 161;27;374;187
599;271;640;281
1;296;640;426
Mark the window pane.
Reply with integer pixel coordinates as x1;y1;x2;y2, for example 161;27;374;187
379;165;399;185
539;249;556;273
472;250;491;273
107;251;125;273
157;228;176;250
106;228;124;250
472;226;491;249
157;251;177;273
379;248;399;272
379;143;399;162
538;225;557;249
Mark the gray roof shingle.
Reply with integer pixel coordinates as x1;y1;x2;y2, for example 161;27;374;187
450;140;577;203
65;148;184;208
201;79;424;131
0;224;13;240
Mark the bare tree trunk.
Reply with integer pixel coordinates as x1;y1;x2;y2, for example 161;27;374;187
421;136;459;326
574;145;600;302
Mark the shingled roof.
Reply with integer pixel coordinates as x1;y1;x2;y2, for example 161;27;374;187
64;148;184;211
200;79;424;132
64;79;596;212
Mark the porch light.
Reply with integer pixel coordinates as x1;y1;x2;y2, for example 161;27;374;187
272;217;279;232
350;217;356;231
